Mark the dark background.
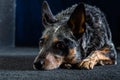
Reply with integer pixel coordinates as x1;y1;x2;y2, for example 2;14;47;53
15;0;120;47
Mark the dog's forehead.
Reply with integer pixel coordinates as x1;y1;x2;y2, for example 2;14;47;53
43;27;55;37
42;25;70;39
41;23;78;48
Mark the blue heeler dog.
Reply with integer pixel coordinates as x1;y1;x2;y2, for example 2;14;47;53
33;1;117;70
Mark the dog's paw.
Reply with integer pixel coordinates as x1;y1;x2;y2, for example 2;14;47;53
78;58;97;69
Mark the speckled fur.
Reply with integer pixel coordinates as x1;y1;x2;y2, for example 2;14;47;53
44;3;117;61
33;1;117;70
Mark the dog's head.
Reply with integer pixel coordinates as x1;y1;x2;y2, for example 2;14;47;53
33;1;86;70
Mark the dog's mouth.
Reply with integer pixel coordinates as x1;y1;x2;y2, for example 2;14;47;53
33;61;75;70
33;53;64;70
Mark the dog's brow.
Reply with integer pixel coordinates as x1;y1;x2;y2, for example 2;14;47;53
43;34;48;39
53;37;59;42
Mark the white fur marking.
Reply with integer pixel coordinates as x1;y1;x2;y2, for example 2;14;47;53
34;48;43;62
54;26;61;33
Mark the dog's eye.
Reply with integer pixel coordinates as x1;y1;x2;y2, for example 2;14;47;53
56;41;66;49
39;38;45;46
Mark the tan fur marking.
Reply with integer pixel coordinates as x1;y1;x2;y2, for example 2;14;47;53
78;48;112;69
90;50;110;61
92;50;113;65
64;48;78;64
79;27;85;33
53;37;59;42
65;57;77;64
100;47;110;54
79;13;85;33
43;34;48;39
81;13;85;24
69;48;76;55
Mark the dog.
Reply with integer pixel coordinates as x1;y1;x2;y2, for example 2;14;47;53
33;1;117;70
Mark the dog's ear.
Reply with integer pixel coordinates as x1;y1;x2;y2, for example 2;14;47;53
67;3;86;39
42;1;57;27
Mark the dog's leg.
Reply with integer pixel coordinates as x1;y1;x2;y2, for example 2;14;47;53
78;48;114;69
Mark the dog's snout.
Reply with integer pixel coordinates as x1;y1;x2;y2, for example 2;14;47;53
33;61;43;70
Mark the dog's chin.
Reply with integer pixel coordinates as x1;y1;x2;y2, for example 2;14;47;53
42;64;61;70
33;64;60;70
43;67;59;70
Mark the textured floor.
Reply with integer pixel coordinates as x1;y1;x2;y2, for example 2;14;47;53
0;47;120;80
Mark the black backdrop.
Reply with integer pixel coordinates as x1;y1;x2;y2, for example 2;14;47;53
15;0;120;47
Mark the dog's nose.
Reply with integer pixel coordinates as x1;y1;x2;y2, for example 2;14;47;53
33;61;43;70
